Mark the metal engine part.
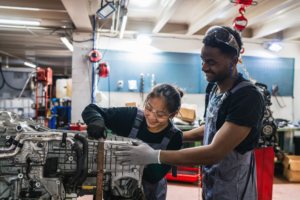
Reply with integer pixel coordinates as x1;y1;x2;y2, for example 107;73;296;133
0;111;146;200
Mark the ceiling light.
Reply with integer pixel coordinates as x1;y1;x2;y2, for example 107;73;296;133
119;15;128;39
0;19;40;26
24;62;36;68
96;3;117;19
61;37;73;52
268;43;283;52
0;25;46;29
136;35;152;45
136;1;152;7
0;6;39;11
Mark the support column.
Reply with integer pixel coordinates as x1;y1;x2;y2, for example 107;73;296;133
71;32;93;123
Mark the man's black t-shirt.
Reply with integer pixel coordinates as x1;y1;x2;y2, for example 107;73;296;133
81;104;183;184
204;76;265;154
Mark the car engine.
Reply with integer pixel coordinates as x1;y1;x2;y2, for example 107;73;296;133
0;111;146;200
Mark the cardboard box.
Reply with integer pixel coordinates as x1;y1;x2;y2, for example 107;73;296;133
283;155;300;182
176;107;196;122
125;102;137;107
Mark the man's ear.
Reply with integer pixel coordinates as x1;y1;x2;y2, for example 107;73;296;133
233;56;239;67
229;55;239;68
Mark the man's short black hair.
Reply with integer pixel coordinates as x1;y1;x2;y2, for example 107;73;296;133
202;26;242;58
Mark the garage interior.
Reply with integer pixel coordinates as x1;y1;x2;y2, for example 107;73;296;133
0;0;300;200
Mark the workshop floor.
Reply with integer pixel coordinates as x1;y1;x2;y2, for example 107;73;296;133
78;174;300;200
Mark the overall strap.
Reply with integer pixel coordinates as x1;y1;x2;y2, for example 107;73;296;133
216;81;256;107
128;108;144;139
160;125;180;150
160;124;181;178
229;81;255;94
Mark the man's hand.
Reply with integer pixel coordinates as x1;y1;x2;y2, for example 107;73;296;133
115;141;160;165
183;125;205;142
87;120;107;139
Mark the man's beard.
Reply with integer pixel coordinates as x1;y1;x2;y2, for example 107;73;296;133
204;74;227;83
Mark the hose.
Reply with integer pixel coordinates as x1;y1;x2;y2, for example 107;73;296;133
0;63;25;90
68;143;83;190
74;134;88;188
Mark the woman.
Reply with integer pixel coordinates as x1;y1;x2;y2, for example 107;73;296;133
81;83;184;200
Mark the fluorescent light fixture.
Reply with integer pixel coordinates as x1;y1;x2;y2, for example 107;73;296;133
24;62;36;68
61;37;73;52
136;1;152;7
0;6;39;11
119;15;128;39
0;25;46;29
0;19;40;26
136;35;152;45
96;3;117;19
268;43;283;52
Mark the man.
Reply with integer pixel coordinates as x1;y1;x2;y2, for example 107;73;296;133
115;26;264;200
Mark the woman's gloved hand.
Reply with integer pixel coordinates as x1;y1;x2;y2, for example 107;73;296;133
115;141;160;165
87;120;107;139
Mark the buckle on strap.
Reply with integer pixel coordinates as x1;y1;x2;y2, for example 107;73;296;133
165;126;178;139
133;119;142;129
172;166;177;178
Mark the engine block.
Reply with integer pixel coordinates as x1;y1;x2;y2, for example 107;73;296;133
0;111;146;200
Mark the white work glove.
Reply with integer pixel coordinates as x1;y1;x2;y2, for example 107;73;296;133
115;141;160;166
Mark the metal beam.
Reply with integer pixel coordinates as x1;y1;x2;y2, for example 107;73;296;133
252;6;300;39
0;0;66;10
247;0;300;27
0;49;37;67
152;0;185;33
186;0;232;35
61;0;92;30
283;26;300;41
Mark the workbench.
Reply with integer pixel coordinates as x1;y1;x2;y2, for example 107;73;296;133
277;127;300;154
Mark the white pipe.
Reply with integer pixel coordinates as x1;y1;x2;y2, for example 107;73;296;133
0;137;75;158
0;132;76;151
18;70;38;100
119;15;127;39
115;0;121;33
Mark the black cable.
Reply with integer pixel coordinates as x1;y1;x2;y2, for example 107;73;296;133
101;0;104;7
0;63;5;90
0;63;26;90
68;143;82;190
64;31;93;43
74;134;88;188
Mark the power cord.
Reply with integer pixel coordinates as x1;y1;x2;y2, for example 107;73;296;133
25;27;68;38
0;62;27;90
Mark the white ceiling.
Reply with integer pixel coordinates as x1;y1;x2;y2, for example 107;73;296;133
0;0;300;75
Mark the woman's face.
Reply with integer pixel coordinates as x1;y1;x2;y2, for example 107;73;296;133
144;97;173;129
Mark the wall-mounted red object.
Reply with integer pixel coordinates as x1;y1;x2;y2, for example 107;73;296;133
88;50;102;62
97;63;110;78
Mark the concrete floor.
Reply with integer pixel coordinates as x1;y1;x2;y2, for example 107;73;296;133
78;174;300;200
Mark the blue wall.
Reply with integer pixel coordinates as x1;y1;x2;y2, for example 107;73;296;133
98;50;295;96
